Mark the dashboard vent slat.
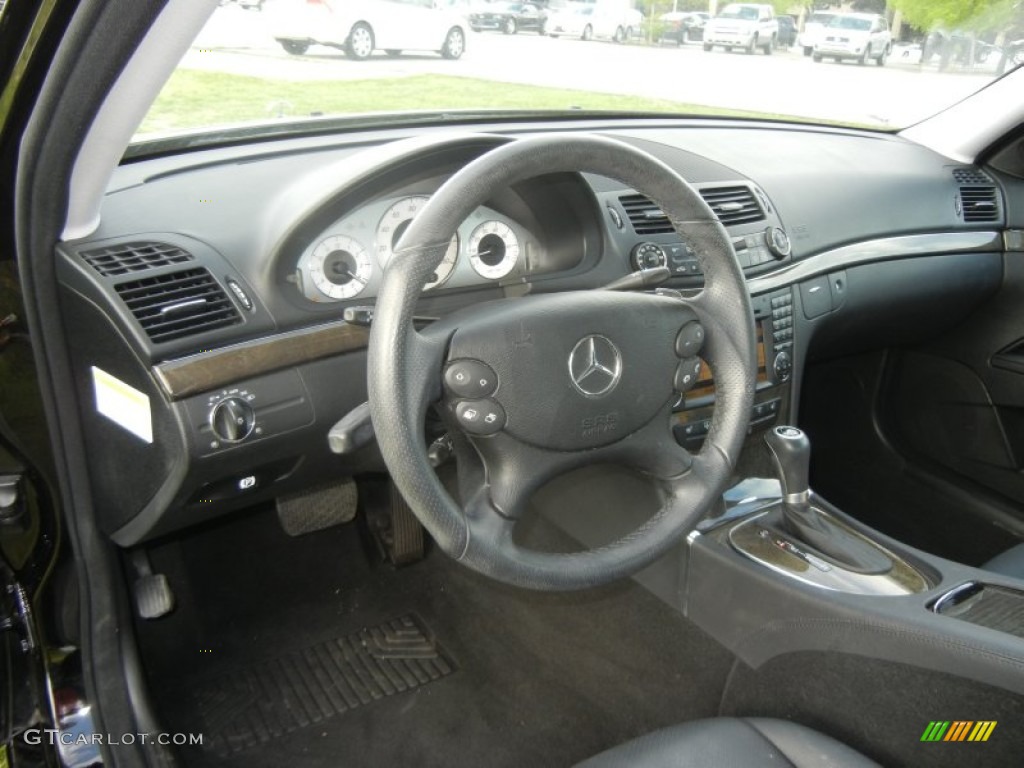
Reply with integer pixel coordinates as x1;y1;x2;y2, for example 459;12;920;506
953;168;1000;223
619;194;674;235
114;268;242;344
81;241;194;277
698;186;765;226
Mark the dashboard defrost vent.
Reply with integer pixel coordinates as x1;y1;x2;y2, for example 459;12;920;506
81;241;194;277
698;186;765;226
619;194;675;235
953;169;1000;223
114;268;242;344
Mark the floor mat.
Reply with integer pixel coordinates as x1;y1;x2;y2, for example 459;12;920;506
195;614;455;757
135;506;735;768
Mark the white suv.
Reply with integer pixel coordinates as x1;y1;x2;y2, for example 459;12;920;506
797;11;836;57
703;3;778;55
813;13;892;66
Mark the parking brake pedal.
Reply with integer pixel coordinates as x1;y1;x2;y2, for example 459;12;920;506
276;479;358;536
130;550;174;620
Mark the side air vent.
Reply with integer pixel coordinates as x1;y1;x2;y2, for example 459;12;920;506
81;241;194;277
953;169;1000;223
698;186;765;226
619;194;674;235
114;268;242;344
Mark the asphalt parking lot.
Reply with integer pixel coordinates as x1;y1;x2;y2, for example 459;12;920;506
187;5;999;128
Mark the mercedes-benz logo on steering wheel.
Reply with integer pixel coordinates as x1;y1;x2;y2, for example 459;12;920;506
568;335;623;398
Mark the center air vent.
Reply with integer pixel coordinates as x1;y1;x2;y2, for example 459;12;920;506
115;268;242;344
953;169;1000;223
619;194;674;235
81;241;194;277
698;186;765;226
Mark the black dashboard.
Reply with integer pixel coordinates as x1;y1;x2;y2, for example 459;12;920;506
54;120;1013;545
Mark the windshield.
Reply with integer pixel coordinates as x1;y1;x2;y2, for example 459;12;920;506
718;5;759;21
134;0;1022;148
831;16;873;32
807;13;835;26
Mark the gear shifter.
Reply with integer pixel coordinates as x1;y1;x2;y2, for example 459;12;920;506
765;426;890;573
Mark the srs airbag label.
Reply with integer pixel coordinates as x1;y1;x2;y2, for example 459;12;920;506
92;366;153;444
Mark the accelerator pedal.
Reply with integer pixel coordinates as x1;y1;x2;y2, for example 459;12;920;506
275;479;358;537
367;480;425;566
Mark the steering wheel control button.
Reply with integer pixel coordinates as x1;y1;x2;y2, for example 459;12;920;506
456;400;505;436
444;360;498;399
675;322;705;358
674;357;703;393
209;397;256;443
568;335;623;398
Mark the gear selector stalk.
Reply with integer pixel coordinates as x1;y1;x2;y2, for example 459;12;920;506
765;426;891;573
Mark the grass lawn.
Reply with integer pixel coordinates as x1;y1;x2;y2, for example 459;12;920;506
137;69;784;136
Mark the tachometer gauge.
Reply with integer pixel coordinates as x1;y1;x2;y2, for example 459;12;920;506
308;235;372;300
468;220;519;280
376;196;459;290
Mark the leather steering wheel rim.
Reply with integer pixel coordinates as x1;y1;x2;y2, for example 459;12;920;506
368;134;756;590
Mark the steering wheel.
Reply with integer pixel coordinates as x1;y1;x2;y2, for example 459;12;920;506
368;134;756;590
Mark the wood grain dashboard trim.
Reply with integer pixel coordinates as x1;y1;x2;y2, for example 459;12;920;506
153;321;369;400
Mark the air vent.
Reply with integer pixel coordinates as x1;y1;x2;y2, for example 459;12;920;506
698;186;765;226
619;194;674;235
953;169;1000;223
81;241;194;277
115;268;242;344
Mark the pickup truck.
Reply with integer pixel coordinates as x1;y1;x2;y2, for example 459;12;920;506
703;2;778;54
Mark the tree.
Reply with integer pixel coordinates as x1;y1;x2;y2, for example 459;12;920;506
887;0;1017;32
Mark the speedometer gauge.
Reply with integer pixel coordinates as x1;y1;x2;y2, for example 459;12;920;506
376;196;459;290
468;220;519;280
308;235;372;300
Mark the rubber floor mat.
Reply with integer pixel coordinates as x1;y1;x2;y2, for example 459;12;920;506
193;614;455;756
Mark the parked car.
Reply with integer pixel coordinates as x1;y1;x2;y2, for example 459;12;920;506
798;10;836;56
703;3;778;55
268;0;468;59
546;0;637;42
813;12;892;66
469;1;546;35
776;14;797;48
659;11;709;45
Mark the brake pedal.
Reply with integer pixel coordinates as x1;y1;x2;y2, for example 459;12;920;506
367;481;425;566
276;479;358;537
130;550;174;620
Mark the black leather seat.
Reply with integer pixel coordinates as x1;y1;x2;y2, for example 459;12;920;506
575;717;879;768
984;543;1024;579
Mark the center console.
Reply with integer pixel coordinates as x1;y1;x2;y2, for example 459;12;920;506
684;426;1024;698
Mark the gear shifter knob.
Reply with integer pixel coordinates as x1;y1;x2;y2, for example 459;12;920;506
764;425;810;505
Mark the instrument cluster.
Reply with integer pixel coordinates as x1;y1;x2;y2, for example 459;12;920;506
294;194;534;303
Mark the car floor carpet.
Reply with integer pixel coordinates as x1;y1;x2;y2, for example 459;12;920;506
133;505;735;768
